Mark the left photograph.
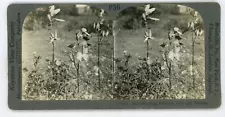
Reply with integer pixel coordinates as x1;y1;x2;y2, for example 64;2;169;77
22;4;114;100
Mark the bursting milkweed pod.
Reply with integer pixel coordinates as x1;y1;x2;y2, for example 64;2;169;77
194;11;198;17
195;29;200;36
188;18;199;31
47;5;65;24
49;31;60;43
195;28;204;36
80;28;91;41
101;30;109;37
194;18;199;24
142;4;160;21
93;22;101;31
49;5;61;17
93;19;105;32
173;27;182;35
47;5;60;22
168;27;183;40
144;29;154;42
199;29;204;36
188;22;195;30
144;4;156;16
81;28;91;36
99;9;105;18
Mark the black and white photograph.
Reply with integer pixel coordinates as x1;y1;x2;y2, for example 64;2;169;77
113;4;205;99
22;4;205;100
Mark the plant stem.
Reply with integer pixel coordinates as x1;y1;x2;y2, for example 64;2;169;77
164;51;172;89
98;36;101;90
52;42;55;63
147;40;149;60
52;42;55;79
192;32;195;89
145;21;150;78
168;62;172;89
112;20;117;92
77;62;79;92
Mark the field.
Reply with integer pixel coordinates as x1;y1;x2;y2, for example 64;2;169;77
22;4;205;100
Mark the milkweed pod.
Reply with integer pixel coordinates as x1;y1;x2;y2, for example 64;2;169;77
173;27;180;32
194;11;198;17
194;18;199;24
199;29;204;36
105;30;109;36
142;13;146;21
55;18;65;22
49;5;61;17
147;17;160;21
99;9;105;17
81;28;88;33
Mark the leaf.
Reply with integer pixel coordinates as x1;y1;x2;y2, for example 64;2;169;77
160;42;167;48
67;43;76;48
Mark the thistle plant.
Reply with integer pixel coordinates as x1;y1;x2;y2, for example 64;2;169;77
93;9;110;89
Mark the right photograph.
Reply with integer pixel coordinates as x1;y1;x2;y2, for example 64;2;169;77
113;4;205;99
